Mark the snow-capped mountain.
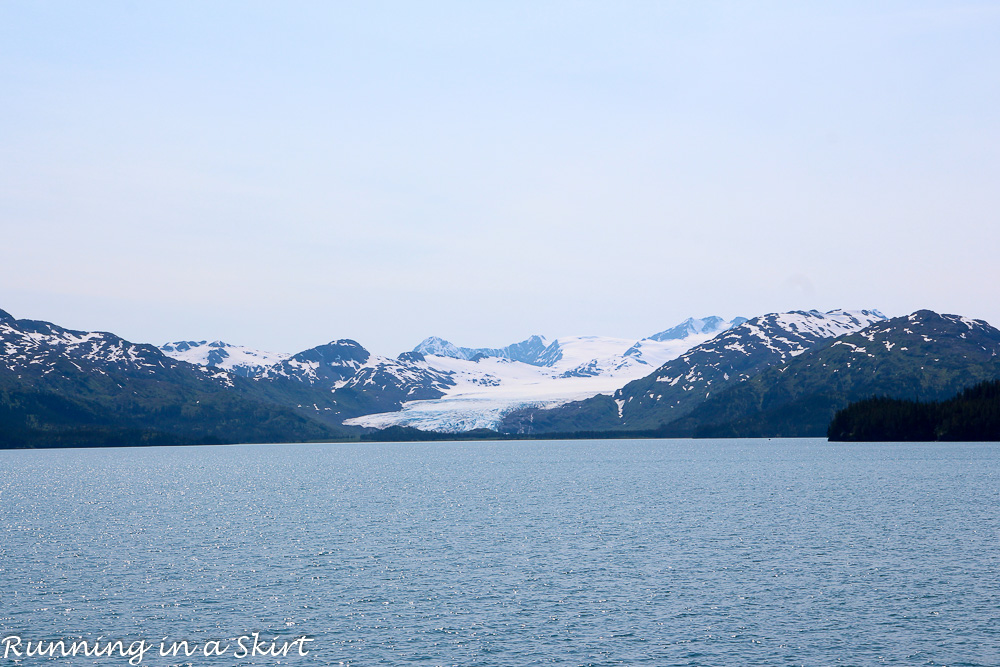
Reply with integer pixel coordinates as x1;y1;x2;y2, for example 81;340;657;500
621;317;748;367
0;308;220;381
634;309;887;410
10;303;1000;447
411;317;746;374
337;356;457;402
150;310;882;434
0;308;338;447
664;310;1000;438
344;316;746;432
500;309;887;434
154;316;746;432
260;339;370;386
644;316;750;342
158;336;458;421
259;340;457;411
13;303;1000;446
160;340;290;377
412;335;550;364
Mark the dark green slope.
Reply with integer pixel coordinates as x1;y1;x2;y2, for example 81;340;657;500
0;384;339;448
828;380;1000;441
0;360;345;447
667;311;1000;438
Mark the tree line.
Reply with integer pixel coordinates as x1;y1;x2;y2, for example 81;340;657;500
828;379;1000;441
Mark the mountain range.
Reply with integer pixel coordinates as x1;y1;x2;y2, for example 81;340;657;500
668;310;1000;437
1;305;997;447
0;308;335;447
161;317;747;432
499;309;887;434
499;309;1000;438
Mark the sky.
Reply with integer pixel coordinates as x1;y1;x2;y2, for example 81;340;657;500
2;1;998;356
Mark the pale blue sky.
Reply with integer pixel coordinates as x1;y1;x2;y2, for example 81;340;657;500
2;2;998;354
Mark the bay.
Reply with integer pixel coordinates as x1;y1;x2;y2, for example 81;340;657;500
1;438;998;665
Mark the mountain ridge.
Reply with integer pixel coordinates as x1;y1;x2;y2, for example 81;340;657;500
499;309;887;434
663;310;1000;438
0;311;344;447
154;316;745;433
5;305;996;447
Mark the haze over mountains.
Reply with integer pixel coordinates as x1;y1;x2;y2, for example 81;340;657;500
2;305;998;448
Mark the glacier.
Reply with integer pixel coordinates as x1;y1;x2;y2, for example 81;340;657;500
343;318;746;432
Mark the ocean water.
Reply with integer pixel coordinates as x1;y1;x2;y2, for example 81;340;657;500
1;438;998;666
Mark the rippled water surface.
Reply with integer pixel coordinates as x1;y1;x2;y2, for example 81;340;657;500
1;438;999;665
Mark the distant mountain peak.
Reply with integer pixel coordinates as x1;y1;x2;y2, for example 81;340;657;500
260;339;369;385
901;309;990;331
410;334;550;365
646;316;746;342
161;340;206;353
322;338;367;351
160;339;291;378
291;339;369;366
413;336;463;358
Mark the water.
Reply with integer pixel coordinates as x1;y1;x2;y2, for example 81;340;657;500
1;438;998;666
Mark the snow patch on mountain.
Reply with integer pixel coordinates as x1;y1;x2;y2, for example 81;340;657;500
623;317;746;366
0;312;233;388
160;340;291;377
338;355;456;397
261;340;370;386
646;309;886;400
645;316;749;342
